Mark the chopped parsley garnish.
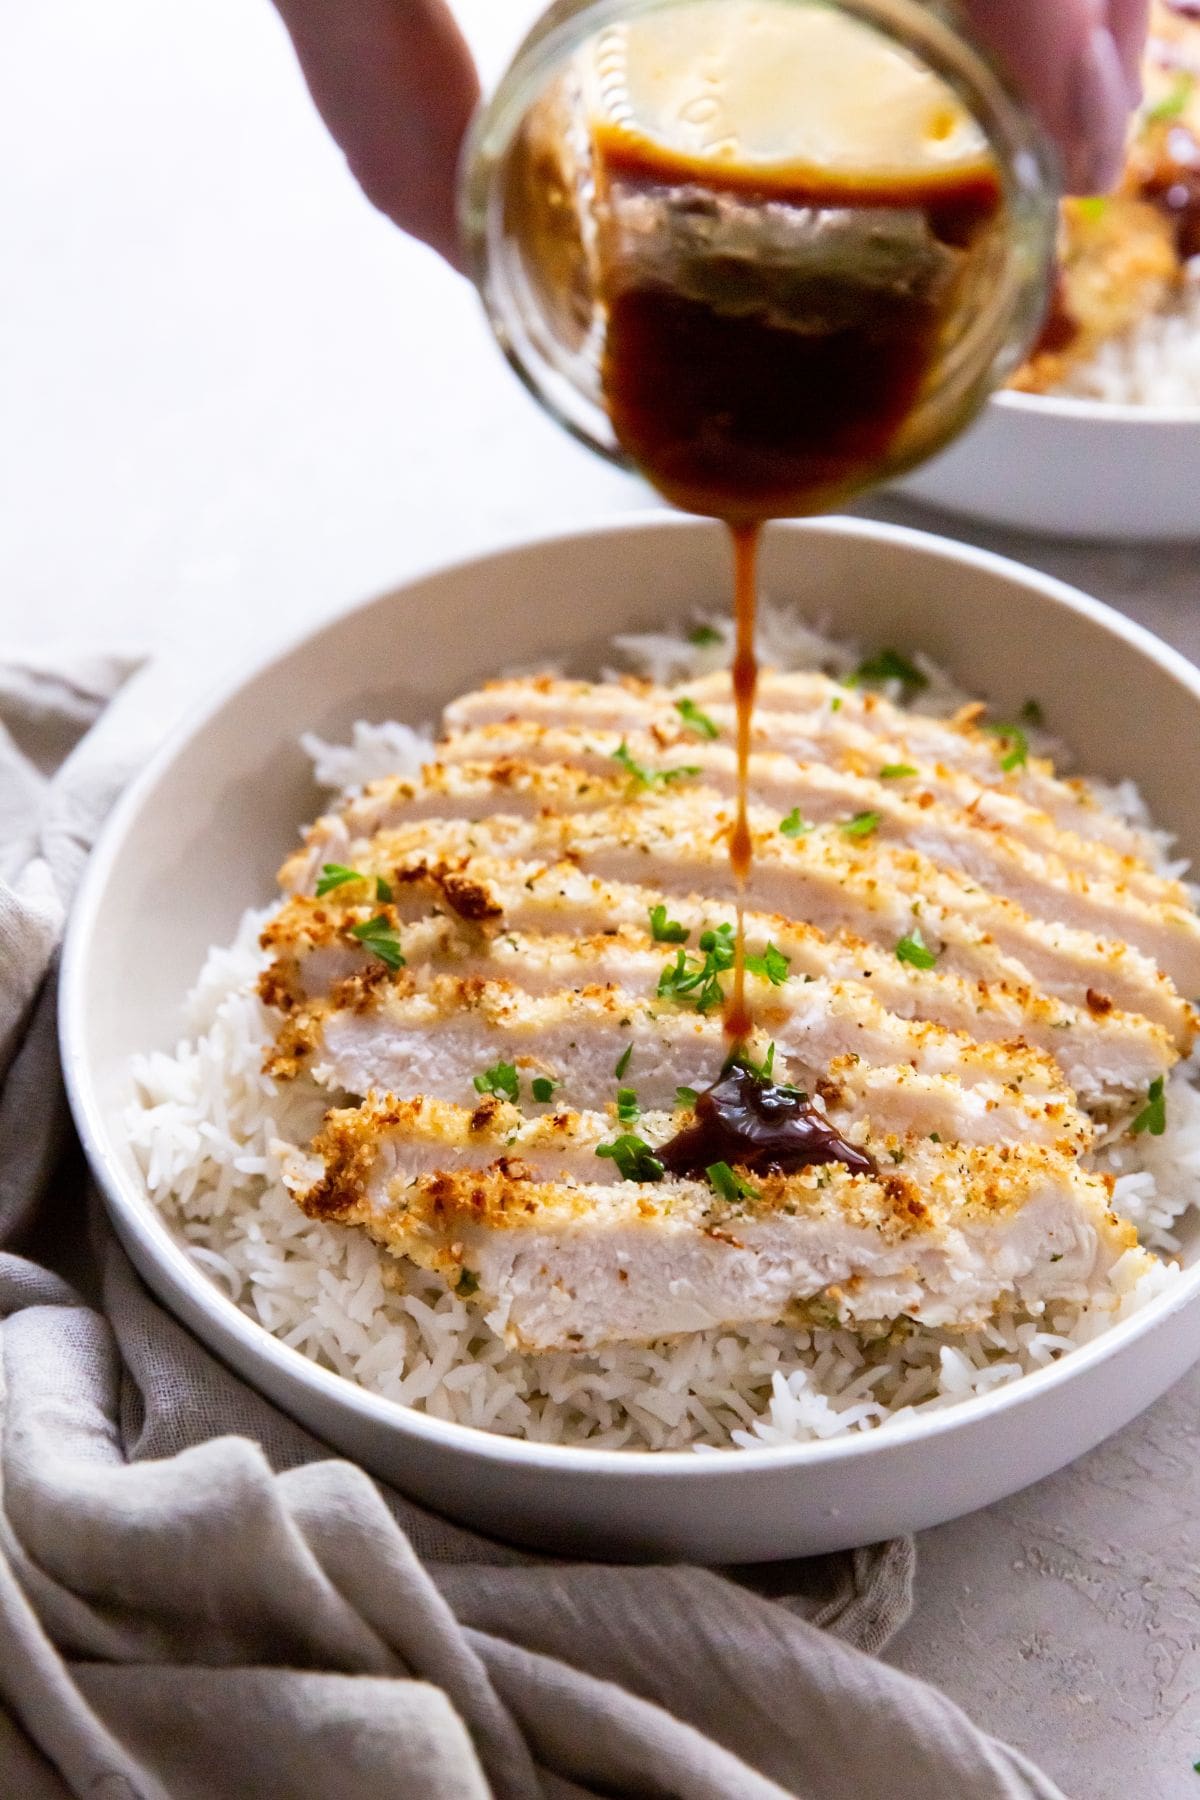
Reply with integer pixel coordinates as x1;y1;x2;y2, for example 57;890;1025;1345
375;874;394;903
1019;698;1044;727
743;942;791;986
983;721;1029;772
841;810;881;840
675;696;719;740
611;742;700;788
1073;195;1110;222
649;903;689;944
1146;74;1194;125
349;914;405;970
851;648;928;695
895;927;938;970
726;1040;790;1086
706;1161;761;1204
688;623;722;647
779;807;812;838
657;923;736;1014
531;1076;558;1104
316;863;361;897
473;1060;520;1104
616;1085;640;1125
596;1133;664;1183
614;1042;633;1079
675;1086;699;1108
830;697;842;712
1131;1076;1167;1137
456;1269;479;1297
879;764;916;780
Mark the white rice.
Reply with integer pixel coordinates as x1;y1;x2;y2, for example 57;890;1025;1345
1052;268;1200;407
127;604;1200;1453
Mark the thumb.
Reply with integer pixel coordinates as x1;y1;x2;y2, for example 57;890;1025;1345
964;0;1147;192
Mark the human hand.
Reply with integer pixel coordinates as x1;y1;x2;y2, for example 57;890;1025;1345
272;0;1150;271
963;0;1150;192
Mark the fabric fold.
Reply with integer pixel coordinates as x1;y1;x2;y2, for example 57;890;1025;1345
0;651;1068;1799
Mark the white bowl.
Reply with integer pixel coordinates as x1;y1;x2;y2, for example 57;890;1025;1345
896;390;1200;541
61;514;1200;1562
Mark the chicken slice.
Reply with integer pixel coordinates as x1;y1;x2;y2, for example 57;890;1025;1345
260;875;1178;1105
300;752;1192;959
303;802;1194;1040
285;1093;1144;1351
432;719;1177;905
275;975;1090;1153
443;672;1162;863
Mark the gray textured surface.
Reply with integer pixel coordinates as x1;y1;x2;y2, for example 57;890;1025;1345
3;3;1198;1796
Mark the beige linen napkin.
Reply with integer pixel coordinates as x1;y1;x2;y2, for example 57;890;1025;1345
0;651;1067;1799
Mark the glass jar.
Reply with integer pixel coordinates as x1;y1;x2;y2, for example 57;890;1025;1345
459;0;1058;519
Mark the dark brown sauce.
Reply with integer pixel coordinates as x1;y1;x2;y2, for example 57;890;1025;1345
596;142;1000;1059
1137;122;1200;258
658;1065;874;1179
726;520;759;1045
1029;270;1079;357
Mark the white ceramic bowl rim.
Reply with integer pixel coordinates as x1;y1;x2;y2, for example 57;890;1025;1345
61;511;1200;1481
995;386;1200;426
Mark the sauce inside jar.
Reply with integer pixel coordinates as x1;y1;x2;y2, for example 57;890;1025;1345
592;111;1002;1051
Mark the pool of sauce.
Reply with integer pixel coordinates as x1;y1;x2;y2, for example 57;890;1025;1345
595;142;1001;1053
658;1065;874;1179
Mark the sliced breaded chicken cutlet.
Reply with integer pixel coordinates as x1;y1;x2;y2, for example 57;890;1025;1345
259;663;1192;1351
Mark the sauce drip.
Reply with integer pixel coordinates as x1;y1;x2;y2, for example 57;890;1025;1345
726;520;760;1045
596;147;1000;1051
658;1065;875;1179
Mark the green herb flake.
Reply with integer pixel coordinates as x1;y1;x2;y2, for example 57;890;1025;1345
349;914;406;970
727;1041;786;1086
1073;195;1110;222
852;648;928;694
616;1085;640;1125
675;1086;699;1108
531;1077;558;1104
1146;73;1194;125
779;807;812;838
744;942;791;986
895;927;938;970
456;1269;480;1297
611;742;700;789
675;696;719;740
658;923;736;1015
473;1060;520;1104
831;697;842;712
1019;698;1044;727
688;623;722;647
879;763;917;780
316;863;362;897
375;874;394;903
841;810;881;840
1131;1076;1167;1137
983;721;1029;772
614;1042;633;1079
649;903;689;944
595;1133;664;1183
706;1161;761;1204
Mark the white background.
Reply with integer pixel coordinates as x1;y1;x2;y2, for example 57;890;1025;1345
3;4;1198;1792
